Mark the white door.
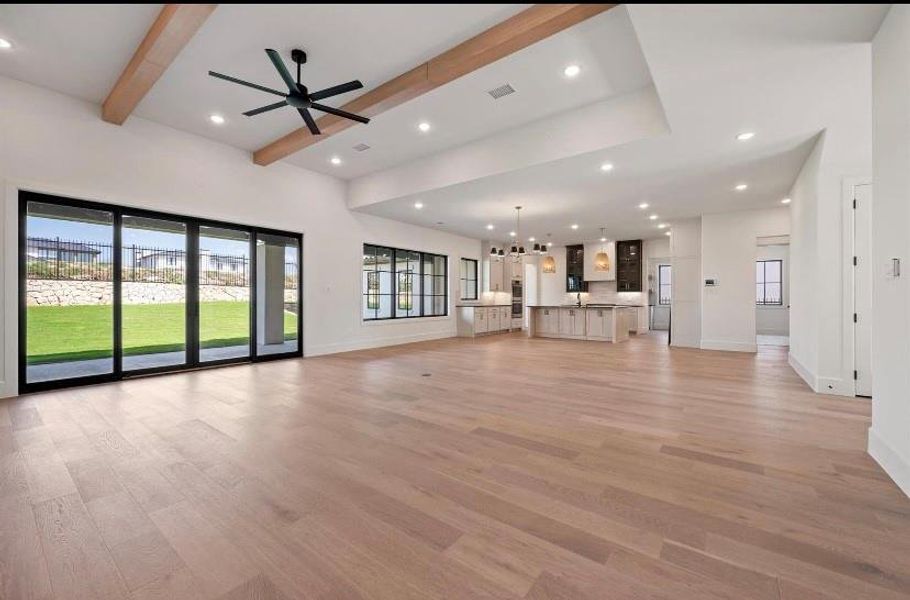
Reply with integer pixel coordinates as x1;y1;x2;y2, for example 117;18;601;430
854;183;873;396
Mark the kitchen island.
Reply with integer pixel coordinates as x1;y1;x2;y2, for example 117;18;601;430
527;305;641;342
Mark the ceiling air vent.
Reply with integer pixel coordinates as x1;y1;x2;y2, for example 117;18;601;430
353;143;371;152
487;83;515;100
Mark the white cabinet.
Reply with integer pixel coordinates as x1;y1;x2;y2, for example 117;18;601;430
484;260;506;292
535;307;559;337
510;259;523;280
559;308;586;338
586;308;612;339
475;307;489;333
456;306;513;337
498;306;511;331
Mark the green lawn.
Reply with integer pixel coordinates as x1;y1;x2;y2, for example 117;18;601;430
27;301;297;364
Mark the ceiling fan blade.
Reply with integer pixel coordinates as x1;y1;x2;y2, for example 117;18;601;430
208;71;287;97
265;49;299;93
310;102;370;124
243;100;288;117
298;108;321;135
309;80;364;101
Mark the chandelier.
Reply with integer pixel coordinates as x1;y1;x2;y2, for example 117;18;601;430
490;207;551;262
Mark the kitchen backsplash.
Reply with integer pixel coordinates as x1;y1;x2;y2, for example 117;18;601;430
561;280;645;306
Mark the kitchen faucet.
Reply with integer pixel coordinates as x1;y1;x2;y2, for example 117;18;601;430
576;292;582;307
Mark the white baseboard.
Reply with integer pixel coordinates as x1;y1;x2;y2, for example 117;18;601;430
815;376;853;397
700;339;757;353
788;352;818;392
305;330;456;357
868;427;910;499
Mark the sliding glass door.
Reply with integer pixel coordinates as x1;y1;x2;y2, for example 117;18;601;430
23;200;115;385
121;215;188;371
19;191;303;392
198;225;251;363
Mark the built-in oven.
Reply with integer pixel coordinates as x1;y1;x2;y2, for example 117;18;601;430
511;279;523;318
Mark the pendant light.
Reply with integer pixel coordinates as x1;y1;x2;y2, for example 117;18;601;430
541;233;557;274
594;227;611;272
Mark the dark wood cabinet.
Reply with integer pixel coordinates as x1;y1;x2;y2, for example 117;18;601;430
565;244;588;293
616;240;643;292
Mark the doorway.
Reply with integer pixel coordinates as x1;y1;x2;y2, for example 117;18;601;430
755;237;789;347
19;191;303;393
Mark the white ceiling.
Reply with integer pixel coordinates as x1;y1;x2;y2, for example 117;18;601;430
0;4;890;246
356;4;889;243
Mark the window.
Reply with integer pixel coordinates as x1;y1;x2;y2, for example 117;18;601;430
362;244;447;320
756;259;783;305
460;258;478;301
658;264;671;305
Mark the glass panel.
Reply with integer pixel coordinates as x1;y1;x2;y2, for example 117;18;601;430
363;245;393;320
122;215;187;370
26;201;114;383
396;250;421;317
199;226;250;361
765;282;782;304
756;283;765;304
256;233;300;356
765;260;781;283
756;261;765;284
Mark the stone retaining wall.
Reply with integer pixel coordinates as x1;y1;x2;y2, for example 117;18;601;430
27;280;297;306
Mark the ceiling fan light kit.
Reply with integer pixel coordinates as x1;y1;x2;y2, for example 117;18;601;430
209;48;370;136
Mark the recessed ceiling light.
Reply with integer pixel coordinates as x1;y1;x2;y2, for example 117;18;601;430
658;223;668;229
649;214;658;220
781;197;791;204
600;237;607;242
736;132;755;141
209;114;225;125
570;224;579;230
638;203;649;209
600;163;614;172
330;156;342;166
509;231;516;237
528;237;536;242
414;201;424;209
486;224;495;230
735;183;748;191
665;231;672;236
563;64;581;78
418;121;431;133
547;242;554;247
0;38;12;50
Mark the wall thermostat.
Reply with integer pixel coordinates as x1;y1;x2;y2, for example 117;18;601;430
705;278;718;286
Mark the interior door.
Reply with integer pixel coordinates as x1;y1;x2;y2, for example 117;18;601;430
854;183;873;397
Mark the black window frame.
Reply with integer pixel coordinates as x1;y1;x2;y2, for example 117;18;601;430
658;264;672;305
756;259;783;306
362;243;448;321
459;258;478;301
18;190;303;395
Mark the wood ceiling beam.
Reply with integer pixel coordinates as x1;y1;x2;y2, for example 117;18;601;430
102;4;216;125
253;3;616;166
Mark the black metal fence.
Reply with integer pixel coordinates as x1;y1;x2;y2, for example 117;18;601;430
26;237;297;288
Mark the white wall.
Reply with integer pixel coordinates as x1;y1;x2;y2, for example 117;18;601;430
0;76;481;398
700;207;790;352
869;5;910;497
756;243;790;336
669;218;701;348
788;134;823;387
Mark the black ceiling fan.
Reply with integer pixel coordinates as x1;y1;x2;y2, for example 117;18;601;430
208;48;369;135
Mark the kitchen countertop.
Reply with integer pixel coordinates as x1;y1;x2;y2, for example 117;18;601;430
456;303;512;308
528;304;642;309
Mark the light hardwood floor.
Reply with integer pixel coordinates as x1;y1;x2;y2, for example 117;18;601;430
2;332;909;600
